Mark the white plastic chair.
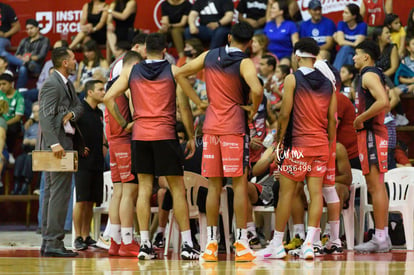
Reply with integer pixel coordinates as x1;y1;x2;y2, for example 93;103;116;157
385;167;414;250
352;168;373;245
91;171;113;240
164;172;232;256
341;170;358;250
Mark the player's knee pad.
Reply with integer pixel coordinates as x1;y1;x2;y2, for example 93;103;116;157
322;186;340;204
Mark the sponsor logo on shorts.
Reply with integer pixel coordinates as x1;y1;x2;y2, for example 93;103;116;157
204;154;215;159
222;142;239;149
379;139;388;148
359;153;364;162
223;165;239;173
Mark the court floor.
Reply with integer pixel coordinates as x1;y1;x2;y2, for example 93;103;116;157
0;246;413;274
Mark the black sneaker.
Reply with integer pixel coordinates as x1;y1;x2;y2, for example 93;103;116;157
138;242;156;260
247;231;261;249
153;232;165;249
180;241;200;260
84;236;97;247
74;236;88;251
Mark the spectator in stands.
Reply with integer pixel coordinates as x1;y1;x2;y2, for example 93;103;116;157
339;64;357;101
159;0;192;58
395;141;412;167
384;13;406;59
176;38;205;79
69;0;109;50
0;99;8;194
6;19;50;89
299;0;336;61
397;36;414;94
106;0;136;60
373;26;399;82
360;0;393;37
264;0;299;60
333;3;367;71
73;80;105;251
185;0;234;49
237;0;268;34
0;73;24;161
74;39;109;94
250;34;272;72
406;8;414;39
0;2;20;61
0;56;12;76
11;102;39;195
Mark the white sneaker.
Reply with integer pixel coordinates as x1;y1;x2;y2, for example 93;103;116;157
300;242;314;260
324;238;343;254
355;235;391;253
96;235;111;250
395;114;409;126
256;239;286;259
313;241;324;257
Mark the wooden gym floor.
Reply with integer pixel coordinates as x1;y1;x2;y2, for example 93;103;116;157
0;231;413;274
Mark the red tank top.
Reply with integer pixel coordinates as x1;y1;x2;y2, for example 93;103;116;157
363;0;386;27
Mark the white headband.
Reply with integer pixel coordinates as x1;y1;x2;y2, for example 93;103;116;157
295;50;316;58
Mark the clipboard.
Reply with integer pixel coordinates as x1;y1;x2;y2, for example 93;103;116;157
32;150;78;172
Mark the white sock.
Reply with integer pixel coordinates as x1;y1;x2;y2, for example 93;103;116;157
272;230;285;246
305;226;318;245
247;222;256;236
103;220;111;237
121;227;133;245
385;226;389;236
375;228;386;242
293;224;305;240
140;231;150;244
110;224;121;244
181;230;193;247
323;223;331;236
156;227;165;235
329;220;340;241
207;226;217;241
312;227;321;244
236;228;248;242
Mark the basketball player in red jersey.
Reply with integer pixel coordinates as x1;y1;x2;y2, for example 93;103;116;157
360;0;393;35
353;40;391;253
175;22;263;262
105;51;142;257
104;33;203;260
258;38;336;260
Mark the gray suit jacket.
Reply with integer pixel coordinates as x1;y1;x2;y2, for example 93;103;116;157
39;71;83;150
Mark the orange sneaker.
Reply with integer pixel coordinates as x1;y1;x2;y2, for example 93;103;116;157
234;240;256;262
108;238;121;256
200;240;218;262
119;240;140;257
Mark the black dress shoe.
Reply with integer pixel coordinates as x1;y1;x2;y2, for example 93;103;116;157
74;236;88;251
44;247;78;257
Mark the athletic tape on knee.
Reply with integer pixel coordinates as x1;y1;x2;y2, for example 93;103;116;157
322;186;340;204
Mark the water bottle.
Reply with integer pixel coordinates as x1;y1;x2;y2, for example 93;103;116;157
263;129;276;148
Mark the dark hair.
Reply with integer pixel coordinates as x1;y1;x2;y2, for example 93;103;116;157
52;47;71;68
276;0;291;21
145;33;166;55
176;121;188;141
59;40;69;48
261;54;277;70
347;3;363;23
0;73;13;83
0;56;8;64
132;32;148;46
116;40;131;51
123;51;142;66
341;64;357;79
277;64;290;76
231;22;254;44
185;38;204;57
84;79;103;98
82;39;103;67
372;26;388;43
407;8;414;38
356;40;380;61
294;37;320;57
384;13;399;28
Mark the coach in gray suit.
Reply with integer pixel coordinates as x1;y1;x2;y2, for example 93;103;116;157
39;47;83;257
